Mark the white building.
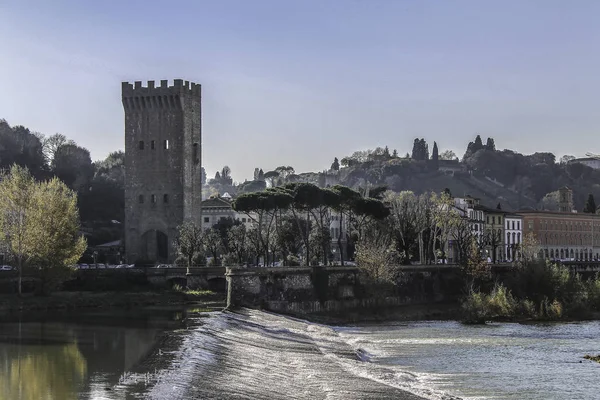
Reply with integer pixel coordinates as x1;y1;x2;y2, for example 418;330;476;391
569;157;600;170
329;211;350;261
504;213;523;261
454;196;484;240
200;196;255;230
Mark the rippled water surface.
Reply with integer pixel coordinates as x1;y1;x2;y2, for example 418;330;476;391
1;308;599;399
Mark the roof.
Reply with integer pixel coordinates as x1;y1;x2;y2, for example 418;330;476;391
474;204;509;214
572;157;600;162
201;196;233;208
517;210;600;218
96;240;122;248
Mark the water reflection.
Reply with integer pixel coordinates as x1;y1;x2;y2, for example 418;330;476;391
0;343;87;400
0;308;190;400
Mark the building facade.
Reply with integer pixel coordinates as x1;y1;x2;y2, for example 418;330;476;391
201;195;255;230
504;214;523;261
519;210;600;261
122;79;203;263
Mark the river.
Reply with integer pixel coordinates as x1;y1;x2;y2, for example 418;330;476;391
1;308;598;399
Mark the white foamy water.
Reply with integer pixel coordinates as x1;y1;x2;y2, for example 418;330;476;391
117;311;600;400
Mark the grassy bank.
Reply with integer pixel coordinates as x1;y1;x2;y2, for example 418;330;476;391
0;289;226;313
462;262;600;324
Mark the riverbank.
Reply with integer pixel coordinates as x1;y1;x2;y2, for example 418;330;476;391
0;290;226;313
254;302;600;326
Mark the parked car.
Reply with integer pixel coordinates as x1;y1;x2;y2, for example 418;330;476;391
0;265;13;271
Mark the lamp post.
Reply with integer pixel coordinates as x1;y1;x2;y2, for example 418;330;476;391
93;251;98;269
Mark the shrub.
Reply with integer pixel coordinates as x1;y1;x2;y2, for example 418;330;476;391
286;255;301;266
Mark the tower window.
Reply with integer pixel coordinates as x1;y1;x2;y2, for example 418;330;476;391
138;195;144;204
151;140;155;150
139;141;144;150
164;140;169;149
163;194;169;203
193;143;199;165
151;194;156;203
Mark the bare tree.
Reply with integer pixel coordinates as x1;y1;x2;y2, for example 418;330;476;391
174;222;203;274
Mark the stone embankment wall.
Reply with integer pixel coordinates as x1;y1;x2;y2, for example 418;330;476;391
225;265;465;316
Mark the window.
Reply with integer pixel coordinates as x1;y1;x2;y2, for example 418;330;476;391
151;140;155;150
151;194;156;203
164;139;169;150
242;218;247;223
139;140;144;150
492;216;496;225
163;194;169;203
193;143;199;165
138;195;144;204
204;217;209;223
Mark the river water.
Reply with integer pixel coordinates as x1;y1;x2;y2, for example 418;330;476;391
1;308;599;399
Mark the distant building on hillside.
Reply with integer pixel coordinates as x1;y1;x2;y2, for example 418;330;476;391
568;157;600;170
438;159;465;175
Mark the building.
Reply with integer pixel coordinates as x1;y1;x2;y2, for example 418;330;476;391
504;213;523;261
450;196;524;263
329;212;350;262
476;205;507;262
201;195;255;230
122;80;203;263
568;157;600;170
438;159;464;175
519;210;600;261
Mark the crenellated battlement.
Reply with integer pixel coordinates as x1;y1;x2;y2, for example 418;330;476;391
122;79;201;111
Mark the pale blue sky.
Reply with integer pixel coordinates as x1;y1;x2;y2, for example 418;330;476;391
1;0;600;181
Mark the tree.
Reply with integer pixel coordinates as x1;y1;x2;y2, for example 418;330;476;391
331;157;340;171
355;234;397;284
584;194;597;214
439;150;457;160
0;165;36;295
52;143;94;192
392;149;398;158
220;166;233;185
228;224;248;265
201;167;207;185
431;141;439;170
559;155;575;164
174;222;203;274
411;138;429;161
385;191;419;264
518;232;540;266
43;133;74;165
485;137;496;151
27;177;87;294
202;228;222;264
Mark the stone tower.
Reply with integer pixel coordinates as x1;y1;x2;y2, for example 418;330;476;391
558;186;574;213
122;79;202;263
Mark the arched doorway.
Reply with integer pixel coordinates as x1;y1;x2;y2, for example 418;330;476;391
141;229;169;262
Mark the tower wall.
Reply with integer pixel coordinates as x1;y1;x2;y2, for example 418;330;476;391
122;79;202;263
